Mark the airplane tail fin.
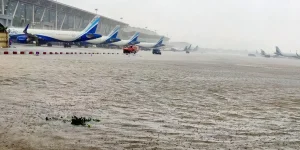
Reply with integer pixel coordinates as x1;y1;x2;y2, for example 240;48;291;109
193;46;199;51
108;25;120;39
23;24;29;34
129;32;139;42
188;44;192;50
275;46;283;55
184;46;188;51
82;16;101;34
261;49;266;56
155;36;164;46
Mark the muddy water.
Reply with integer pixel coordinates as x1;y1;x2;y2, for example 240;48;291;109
0;51;300;150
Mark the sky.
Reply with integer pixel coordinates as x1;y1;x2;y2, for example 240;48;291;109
61;0;300;51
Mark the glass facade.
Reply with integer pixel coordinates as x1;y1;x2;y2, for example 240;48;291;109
0;0;169;42
2;0;127;33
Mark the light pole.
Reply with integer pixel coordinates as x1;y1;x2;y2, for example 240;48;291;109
55;0;58;30
95;8;98;14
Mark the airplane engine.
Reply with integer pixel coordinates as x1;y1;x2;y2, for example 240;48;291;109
130;41;140;45
85;33;101;39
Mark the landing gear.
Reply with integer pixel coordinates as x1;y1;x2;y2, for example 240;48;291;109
47;43;52;47
64;42;71;48
84;45;88;48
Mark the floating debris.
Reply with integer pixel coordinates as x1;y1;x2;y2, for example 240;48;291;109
93;119;101;122
45;116;100;127
71;116;91;126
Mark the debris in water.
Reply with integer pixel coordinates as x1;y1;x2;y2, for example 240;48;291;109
45;116;101;127
71;116;91;126
93;119;101;122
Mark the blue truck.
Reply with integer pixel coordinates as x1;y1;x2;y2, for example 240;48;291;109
152;49;162;55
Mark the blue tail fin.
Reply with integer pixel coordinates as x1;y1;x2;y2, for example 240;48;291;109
108;25;120;39
155;36;164;46
82;16;101;34
23;24;29;34
129;32;139;42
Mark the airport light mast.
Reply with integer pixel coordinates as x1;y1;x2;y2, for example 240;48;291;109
55;0;58;30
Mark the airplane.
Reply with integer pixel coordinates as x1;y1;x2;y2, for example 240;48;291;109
186;45;192;51
193;46;199;51
260;49;271;58
111;32;140;47
170;44;199;52
275;46;300;59
183;46;188;51
186;45;199;52
170;45;188;52
137;36;165;49
9;16;102;47
83;25;121;45
185;44;192;53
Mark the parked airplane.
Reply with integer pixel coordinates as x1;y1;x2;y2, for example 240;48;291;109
187;45;192;51
171;45;188;52
84;25;121;45
260;49;271;58
9;16;102;46
183;46;188;51
193;46;199;51
186;45;199;52
275;46;300;59
111;32;140;46
171;44;199;52
137;36;165;49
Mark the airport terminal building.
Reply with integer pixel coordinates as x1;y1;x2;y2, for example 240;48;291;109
0;0;169;43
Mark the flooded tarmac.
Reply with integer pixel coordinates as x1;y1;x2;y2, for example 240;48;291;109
0;50;300;150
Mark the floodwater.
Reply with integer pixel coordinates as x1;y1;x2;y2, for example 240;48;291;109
0;49;300;150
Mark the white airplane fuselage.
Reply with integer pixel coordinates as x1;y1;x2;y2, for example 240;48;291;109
9;28;88;41
9;16;101;44
86;36;110;44
280;52;298;57
137;43;159;48
112;40;131;46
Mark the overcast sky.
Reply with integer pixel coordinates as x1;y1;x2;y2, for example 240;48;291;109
62;0;300;51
